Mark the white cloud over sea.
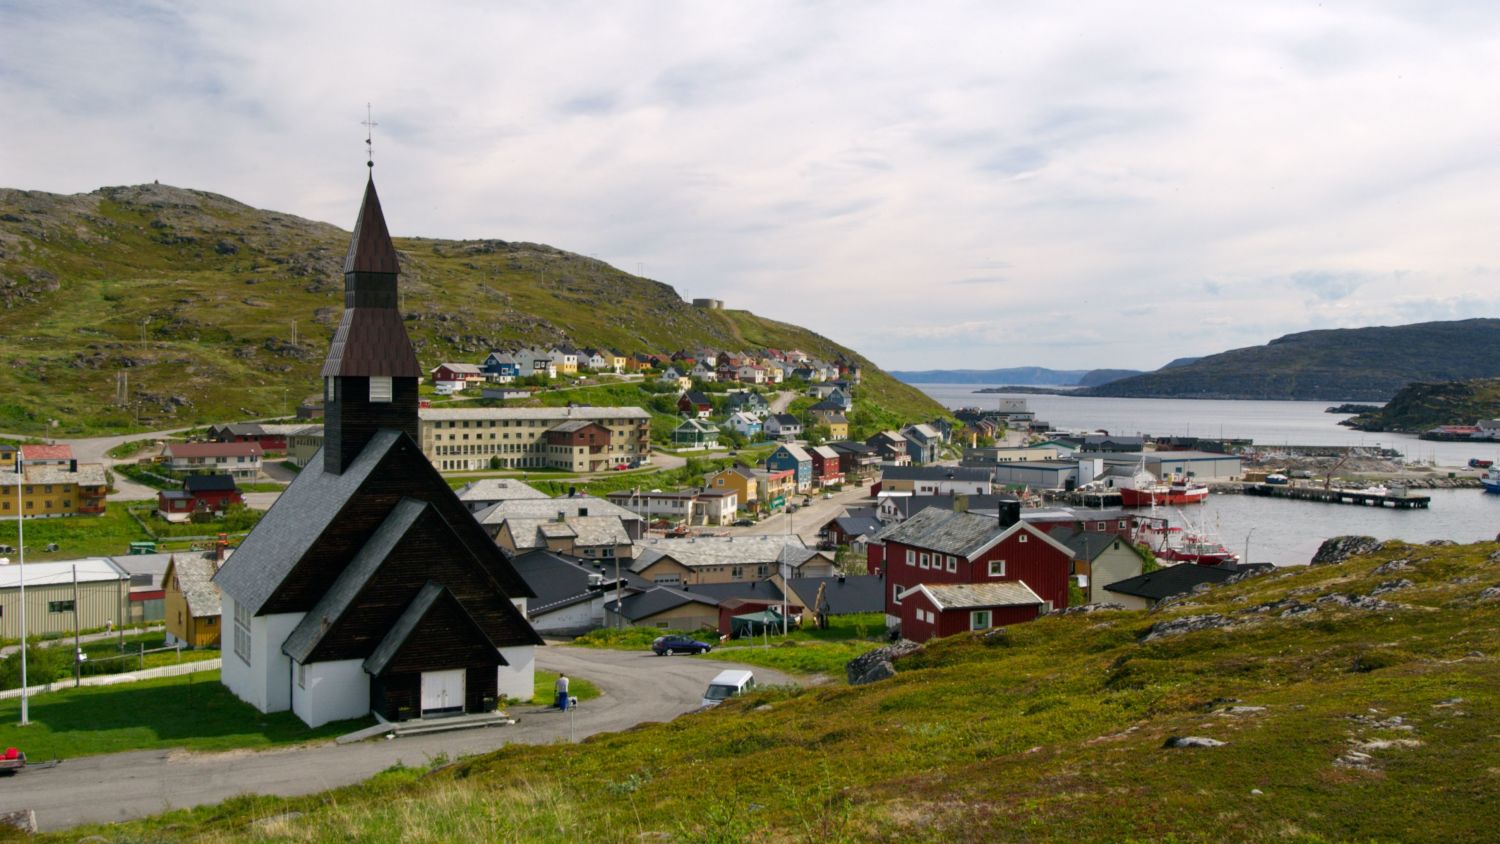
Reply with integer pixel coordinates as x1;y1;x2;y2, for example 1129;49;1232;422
4;1;1500;371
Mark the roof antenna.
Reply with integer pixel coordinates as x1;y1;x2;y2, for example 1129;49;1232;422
362;103;378;169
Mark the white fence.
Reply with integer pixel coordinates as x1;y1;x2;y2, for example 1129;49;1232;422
0;658;220;701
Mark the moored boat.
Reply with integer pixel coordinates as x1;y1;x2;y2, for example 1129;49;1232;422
1118;463;1209;506
1482;467;1500;494
1137;514;1239;566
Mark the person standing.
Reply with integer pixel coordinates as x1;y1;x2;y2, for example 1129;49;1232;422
554;673;570;711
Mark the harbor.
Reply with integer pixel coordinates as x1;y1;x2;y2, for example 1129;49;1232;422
1241;483;1431;509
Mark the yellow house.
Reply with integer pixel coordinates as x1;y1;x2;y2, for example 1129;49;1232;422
0;463;109;518
163;553;223;649
706;467;758;508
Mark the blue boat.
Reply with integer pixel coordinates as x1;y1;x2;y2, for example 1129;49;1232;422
1483;467;1500;494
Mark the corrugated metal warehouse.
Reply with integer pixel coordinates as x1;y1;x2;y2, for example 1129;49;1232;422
0;558;130;639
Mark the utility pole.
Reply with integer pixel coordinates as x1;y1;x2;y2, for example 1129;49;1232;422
14;459;27;725
72;564;82;687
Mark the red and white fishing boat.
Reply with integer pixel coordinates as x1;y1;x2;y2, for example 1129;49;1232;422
1117;460;1208;507
1137;512;1238;566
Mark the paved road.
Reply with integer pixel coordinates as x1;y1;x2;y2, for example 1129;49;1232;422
0;647;795;832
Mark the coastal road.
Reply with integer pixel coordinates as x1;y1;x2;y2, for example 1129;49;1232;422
0;647;797;832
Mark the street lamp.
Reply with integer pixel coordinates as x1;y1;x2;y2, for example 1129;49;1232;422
1243;527;1255;566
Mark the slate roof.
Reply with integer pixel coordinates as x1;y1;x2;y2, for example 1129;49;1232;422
1103;564;1235;601
827;441;876;456
771;414;801;428
672;580;784;603
631;535;814;571
168;553;222;618
911;581;1044;610
509;550;650;617
681;391;711;406
832;514;884;538
282;497;428;662
606;586;720;622
786;575;885;615
874;507;1006;557
434;362;484;375
0;463;108;488
476;495;642;527
184;474;238;493
879;465;992;483
1058;530;1131;562
214;428;397;612
455;478;549;506
344;176;400;274
502;515;632;550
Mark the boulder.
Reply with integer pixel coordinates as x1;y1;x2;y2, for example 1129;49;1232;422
845;639;921;686
1163;736;1226;748
1310;536;1381;566
1053;602;1125;616
1142;613;1233;642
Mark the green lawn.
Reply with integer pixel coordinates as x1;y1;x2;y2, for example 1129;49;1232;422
530;671;602;707
699;639;881;676
572;615;888;677
0;501;153;561
0;670;369;760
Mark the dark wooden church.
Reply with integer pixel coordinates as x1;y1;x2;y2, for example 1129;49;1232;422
215;173;541;727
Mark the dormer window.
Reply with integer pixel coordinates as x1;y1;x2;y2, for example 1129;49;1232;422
369;376;393;403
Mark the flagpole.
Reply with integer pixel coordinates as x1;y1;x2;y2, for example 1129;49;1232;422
16;460;27;726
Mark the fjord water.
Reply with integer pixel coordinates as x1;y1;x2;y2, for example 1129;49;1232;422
918;384;1500;564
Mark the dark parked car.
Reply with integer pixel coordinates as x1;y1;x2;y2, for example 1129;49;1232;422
652;635;713;656
732;518;754;527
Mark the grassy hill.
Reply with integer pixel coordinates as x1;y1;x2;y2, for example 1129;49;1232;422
54;539;1500;842
0;184;941;437
1085;319;1500;401
1345;378;1500;433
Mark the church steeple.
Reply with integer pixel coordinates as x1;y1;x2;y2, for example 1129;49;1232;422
321;175;420;475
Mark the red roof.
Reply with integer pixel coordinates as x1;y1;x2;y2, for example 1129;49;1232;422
165;441;263;459
20;444;73;461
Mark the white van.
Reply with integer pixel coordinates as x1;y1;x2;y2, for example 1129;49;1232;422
701;669;755;707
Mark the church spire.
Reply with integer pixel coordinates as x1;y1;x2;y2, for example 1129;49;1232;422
321;174;420;475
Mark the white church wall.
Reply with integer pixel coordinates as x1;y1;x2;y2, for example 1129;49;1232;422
497;645;535;701
291;658;370;727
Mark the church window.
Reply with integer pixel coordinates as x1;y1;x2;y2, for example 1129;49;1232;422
369;376;393;403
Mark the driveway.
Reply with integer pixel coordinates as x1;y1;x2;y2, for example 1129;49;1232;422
0;647;797;832
726;482;874;546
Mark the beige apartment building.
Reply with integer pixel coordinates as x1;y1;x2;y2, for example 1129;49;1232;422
419;407;652;472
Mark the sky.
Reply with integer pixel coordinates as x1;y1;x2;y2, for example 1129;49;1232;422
4;1;1500;372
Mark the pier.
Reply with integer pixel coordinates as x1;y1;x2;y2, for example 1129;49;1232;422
1241;484;1430;509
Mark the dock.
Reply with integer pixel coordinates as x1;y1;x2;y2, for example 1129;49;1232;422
1241;484;1430;509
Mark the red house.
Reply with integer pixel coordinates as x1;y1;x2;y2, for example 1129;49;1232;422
157;474;243;521
899;582;1044;640
808;446;843;487
877;506;1074;641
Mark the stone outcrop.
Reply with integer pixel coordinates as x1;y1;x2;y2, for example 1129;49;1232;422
1310;536;1382;566
845;640;921;686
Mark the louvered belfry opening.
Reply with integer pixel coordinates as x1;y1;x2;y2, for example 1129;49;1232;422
321;176;422;474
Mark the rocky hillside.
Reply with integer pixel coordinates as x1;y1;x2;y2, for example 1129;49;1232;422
1085;319;1500;401
61;538;1500;841
0;184;940;436
1343;378;1500;433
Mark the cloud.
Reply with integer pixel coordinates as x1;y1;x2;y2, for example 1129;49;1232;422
4;1;1500;371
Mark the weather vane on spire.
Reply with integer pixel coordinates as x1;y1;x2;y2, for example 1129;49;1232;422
362;103;378;169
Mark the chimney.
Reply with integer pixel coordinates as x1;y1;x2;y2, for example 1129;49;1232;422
998;498;1021;529
69;459;77;472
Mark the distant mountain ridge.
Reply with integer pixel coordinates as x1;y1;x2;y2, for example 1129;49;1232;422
1082;319;1500;401
1343;378;1500;433
892;367;1143;386
0;183;943;436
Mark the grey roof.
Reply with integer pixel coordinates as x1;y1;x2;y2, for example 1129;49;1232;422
1058;530;1132;562
168;553;222;618
827;441;875;455
875;507;1006;557
880;494;1017;521
282;497;427;663
109;552;178;587
0;462;108;488
502;515;632;550
913;581;1044;610
607;586;719;622
214;428;398;613
681;391;711;406
772;443;811;462
184;474;238;493
1103;564;1235;601
880;465;992;483
362;581;504;676
476;495;642;526
549;419;601;433
832;514;884;538
455;478;549;505
673;580;784;603
510;550;650;617
786;575;885;615
675;418;718;434
809;445;840;461
771;414;801;427
630;535;813;571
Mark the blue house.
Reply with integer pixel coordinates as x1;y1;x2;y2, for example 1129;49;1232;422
766;443;813;492
482;351;521;381
900;423;943;464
